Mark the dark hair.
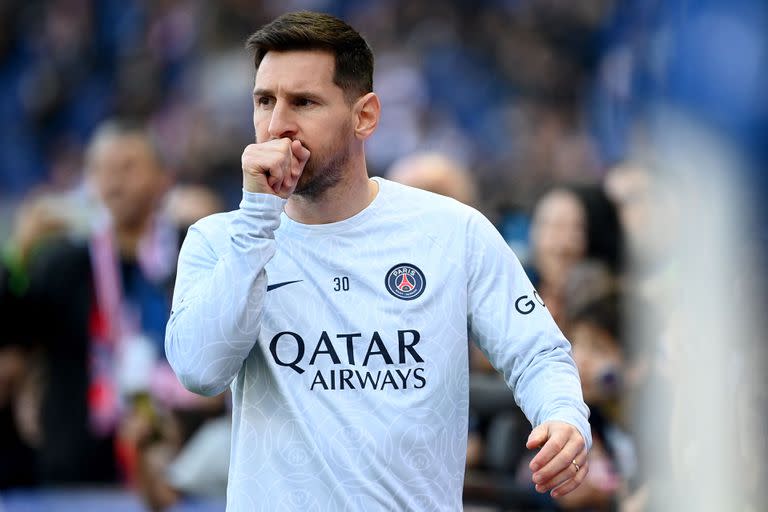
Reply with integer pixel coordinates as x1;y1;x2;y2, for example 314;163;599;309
555;183;624;273
86;118;166;169
569;290;659;362
570;291;623;344
245;11;373;102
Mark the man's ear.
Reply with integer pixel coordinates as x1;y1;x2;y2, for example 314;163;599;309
353;92;380;140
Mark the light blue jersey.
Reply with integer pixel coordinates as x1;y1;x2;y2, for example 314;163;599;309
166;177;590;511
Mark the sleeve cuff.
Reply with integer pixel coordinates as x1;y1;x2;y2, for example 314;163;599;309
240;189;287;212
231;190;287;241
541;407;593;451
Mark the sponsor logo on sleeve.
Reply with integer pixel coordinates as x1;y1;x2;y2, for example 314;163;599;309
514;290;546;314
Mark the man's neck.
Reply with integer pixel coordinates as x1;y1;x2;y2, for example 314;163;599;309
285;165;378;225
114;216;152;260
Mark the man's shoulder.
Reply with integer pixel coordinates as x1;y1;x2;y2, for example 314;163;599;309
177;211;241;256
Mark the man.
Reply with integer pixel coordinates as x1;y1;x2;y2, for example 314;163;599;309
166;11;590;510
23;120;179;483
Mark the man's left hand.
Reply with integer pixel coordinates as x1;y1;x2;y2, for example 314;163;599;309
526;420;589;498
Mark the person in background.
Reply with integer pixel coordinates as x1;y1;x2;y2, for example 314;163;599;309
558;289;637;511
22;119;179;484
386;151;478;207
527;184;623;329
130;387;230;511
0;192;80;488
603;161;676;512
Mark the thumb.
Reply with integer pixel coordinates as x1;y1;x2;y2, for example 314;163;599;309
526;423;549;449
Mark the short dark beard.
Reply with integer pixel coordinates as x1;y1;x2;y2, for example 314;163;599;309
293;138;350;200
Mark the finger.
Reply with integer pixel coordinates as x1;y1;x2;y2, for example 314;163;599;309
281;138;294;177
289;141;309;190
266;173;280;189
534;448;587;492
265;139;292;192
242;145;287;179
532;438;585;487
529;426;568;471
291;139;311;165
271;177;285;196
526;423;549;451
550;460;590;499
264;165;286;195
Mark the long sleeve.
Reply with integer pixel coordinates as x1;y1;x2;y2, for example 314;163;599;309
465;211;592;449
165;191;286;396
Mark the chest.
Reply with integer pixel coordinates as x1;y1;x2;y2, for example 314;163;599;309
256;231;469;387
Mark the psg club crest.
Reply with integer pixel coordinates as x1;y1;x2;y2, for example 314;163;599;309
385;263;426;301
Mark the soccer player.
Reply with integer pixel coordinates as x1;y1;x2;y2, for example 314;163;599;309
166;11;591;511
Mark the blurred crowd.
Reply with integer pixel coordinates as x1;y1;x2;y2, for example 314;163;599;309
1;0;766;511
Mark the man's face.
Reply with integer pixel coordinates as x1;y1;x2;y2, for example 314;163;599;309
89;135;166;229
252;50;356;198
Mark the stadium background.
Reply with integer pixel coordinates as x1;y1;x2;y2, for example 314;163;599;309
0;0;766;511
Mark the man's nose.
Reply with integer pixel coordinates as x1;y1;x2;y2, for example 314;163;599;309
268;102;298;139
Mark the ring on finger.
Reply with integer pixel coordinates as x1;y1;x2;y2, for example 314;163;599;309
571;459;580;472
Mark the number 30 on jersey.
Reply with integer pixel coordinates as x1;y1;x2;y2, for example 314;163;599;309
333;276;350;292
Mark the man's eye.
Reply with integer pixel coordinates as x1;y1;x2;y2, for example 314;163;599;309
295;98;315;107
256;97;273;107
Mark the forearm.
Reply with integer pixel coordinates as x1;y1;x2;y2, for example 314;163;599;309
165;192;285;396
512;337;592;449
477;321;591;448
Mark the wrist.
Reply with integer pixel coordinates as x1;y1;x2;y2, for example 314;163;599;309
240;189;287;212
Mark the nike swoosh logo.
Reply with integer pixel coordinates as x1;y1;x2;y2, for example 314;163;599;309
266;280;303;292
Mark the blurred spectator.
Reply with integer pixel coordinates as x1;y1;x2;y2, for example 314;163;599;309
0;347;36;489
555;288;637;511
603;163;653;265
0;191;85;489
603;160;682;317
527;183;623;328
386;151;478;207
20;119;178;484
132;397;230;511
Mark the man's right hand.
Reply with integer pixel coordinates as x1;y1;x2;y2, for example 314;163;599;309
241;138;311;198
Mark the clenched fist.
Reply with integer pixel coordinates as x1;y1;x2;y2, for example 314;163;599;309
241;138;311;198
